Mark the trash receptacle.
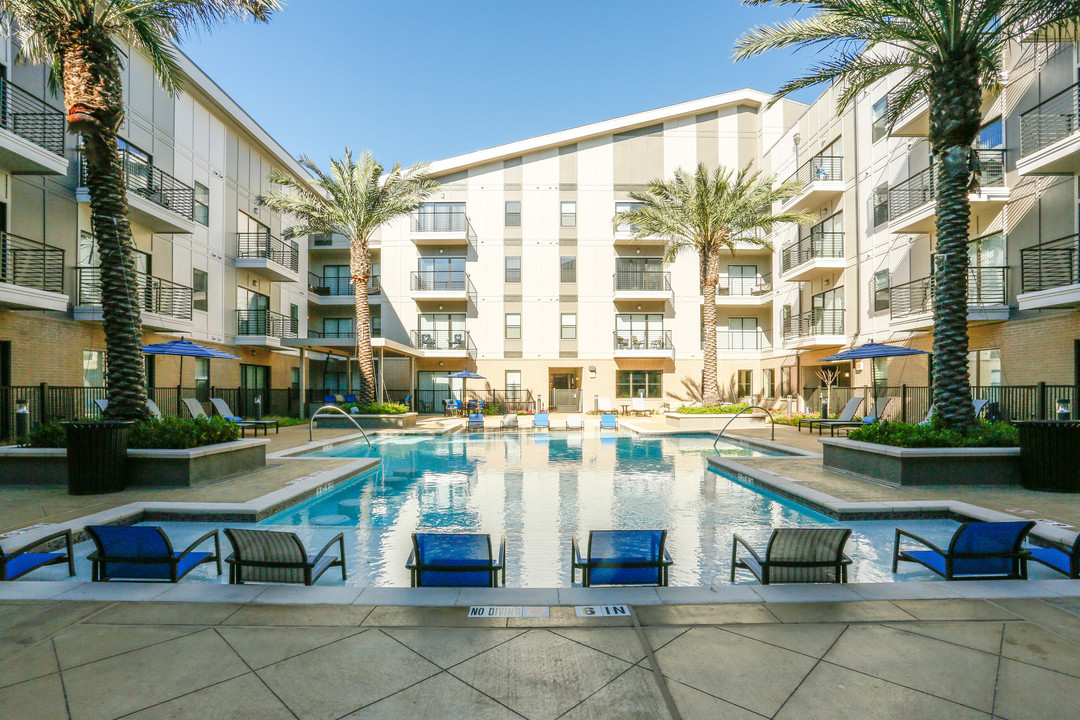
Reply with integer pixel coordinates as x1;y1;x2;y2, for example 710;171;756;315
64;420;133;495
1017;420;1080;492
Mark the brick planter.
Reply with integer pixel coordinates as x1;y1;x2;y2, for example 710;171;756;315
664;413;767;430
820;437;1021;486
312;412;417;429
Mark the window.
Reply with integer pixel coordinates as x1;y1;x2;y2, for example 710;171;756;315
323;318;353;338
872;95;888;142
415;202;466;232
417;256;465;290
418;313;465;349
290;303;299;335
505;313;521;340
194;358;210;389
144;355;155;388
615;313;664;349
505;370;522;401
323;264;351;295
505;256;521;283
370;305;382;337
192;269;208;312
505;201;521;227
737;370;753;398
763;369;776;399
728;317;757;350
615;202;644;232
561;313;577;339
560;201;576;227
873;358;888;388
873;183;889;226
968;349;1001;387
237;210;269;236
560;256;576;283
78;231;98;267
82;350;104;387
874;270;890;312
616;370;662;398
193;181;209;225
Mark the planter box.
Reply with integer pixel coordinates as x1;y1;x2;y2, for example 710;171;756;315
664;412;767;430
820;437;1021;486
0;439;268;488
313;412;417;429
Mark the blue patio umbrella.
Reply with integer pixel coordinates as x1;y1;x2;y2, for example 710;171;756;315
820;342;930;394
446;369;485;409
141;339;240;385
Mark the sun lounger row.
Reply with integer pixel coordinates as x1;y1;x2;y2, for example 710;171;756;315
797;397;990;435
466;412;618;430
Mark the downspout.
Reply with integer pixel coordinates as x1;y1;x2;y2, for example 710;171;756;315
852;93;862;343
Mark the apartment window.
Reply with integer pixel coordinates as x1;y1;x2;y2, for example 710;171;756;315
506;370;522;401
616;370;661;399
560;256;576;283
737;370;753;398
193;181;209;226
194;358;210;389
872;95;888;142
615;314;664;349
560;201;576;228
82;350;104;387
873;184;889;226
874;270;890;312
873;358;888;388
312;233;333;246
505;313;521;339
505;201;521;227
78;231;98;267
418;313;465;349
290;303;299;335
561;313;577;339
615;201;644;232
323;318;353;338
192;269;208;312
370;305;382;337
505;256;521;283
968;349;1001;387
763;369;776;399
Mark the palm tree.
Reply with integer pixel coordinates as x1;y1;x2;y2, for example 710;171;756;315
614;164;813;405
7;0;280;420
734;0;1080;429
260;149;438;406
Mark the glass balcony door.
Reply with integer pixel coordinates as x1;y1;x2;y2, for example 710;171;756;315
616;313;663;349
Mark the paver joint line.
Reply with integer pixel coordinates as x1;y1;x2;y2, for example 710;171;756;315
629;605;683;720
212;627;302;720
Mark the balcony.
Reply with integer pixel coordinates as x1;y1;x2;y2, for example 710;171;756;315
782;308;845;349
302;328;357;348
1019;234;1080;310
613;330;674;358
235;233;299;282
708;273;772;306
709;328;773;357
78;148;196;234
887;150;1007;234
0;79;66;174
235;309;297;346
890;267;1009;330
612;270;672;301
75;267;192;331
780;233;845;281
886;86;997;138
410;204;471;245
410;271;475;303
613;222;669;246
409;329;475;358
308;273;379;305
780;154;844;213
1018;82;1080;176
0;233;67;311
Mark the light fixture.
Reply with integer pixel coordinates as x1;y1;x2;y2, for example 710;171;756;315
438;305;443;310
637;304;642;310
635;248;640;254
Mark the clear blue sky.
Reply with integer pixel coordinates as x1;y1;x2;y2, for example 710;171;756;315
181;1;817;167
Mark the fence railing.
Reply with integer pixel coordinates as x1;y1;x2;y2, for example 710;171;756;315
308;328;357;339
409;388;536;414
714;273;772;297
0;232;65;295
237;233;299;272
76;266;192;320
409;329;475;355
782;232;843;273
236;309;297;339
1020;82;1079;157
613;270;671;292
707;329;773;352
784;154;843;186
1021;233;1079;293
411;206;468;233
890;276;933;319
1;79;64;156
890;266;1008;318
81;148;194;221
308;273;380;296
783;308;844;340
887;149;1006;220
613;330;673;351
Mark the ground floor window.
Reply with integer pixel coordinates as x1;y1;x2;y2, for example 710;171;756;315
83;350;104;387
968;349;1001;387
505;370;522;400
763;369;775;398
194;358;209;389
737;369;752;397
616;370;661;399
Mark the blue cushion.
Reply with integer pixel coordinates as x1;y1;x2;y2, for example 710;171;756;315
903;549;1015;579
226;416;243;422
417;569;492;587
1030;547;1072;575
581;530;667;586
950;522;1030;576
533;414;549;427
175;552;213;578
589;566;663;586
89;526;171;560
3;553;62;580
412;533;494;587
600;414;617;427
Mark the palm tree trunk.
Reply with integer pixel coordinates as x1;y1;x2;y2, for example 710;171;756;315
929;56;982;430
351;241;375;406
701;248;722;405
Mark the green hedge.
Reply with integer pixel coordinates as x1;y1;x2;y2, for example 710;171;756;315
846;419;1019;448
675;403;753;415
21;416;240;450
342;402;410;415
769;412;834;426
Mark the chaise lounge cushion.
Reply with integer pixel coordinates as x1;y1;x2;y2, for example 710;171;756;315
584;530;669;586
3;553;61;580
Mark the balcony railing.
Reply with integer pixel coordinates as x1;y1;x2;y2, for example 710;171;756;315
0;79;64;156
613;330;673;351
237;233;298;272
409;329;474;354
781;232;843;273
308;328;357;339
708;329;773;351
889;276;932;319
784;154;843;186
613;270;671;292
411;205;468;233
410;271;475;301
1;232;64;294
76;267;192;320
783;308;844;340
887;149;1006;220
80;148;195;221
1022;233;1080;293
236;309;297;339
890;266;1008;319
308;273;380;296
1020;82;1079;157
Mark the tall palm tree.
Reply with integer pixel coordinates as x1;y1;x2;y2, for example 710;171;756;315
6;0;280;420
614;164;813;405
734;0;1080;429
260;149;438;406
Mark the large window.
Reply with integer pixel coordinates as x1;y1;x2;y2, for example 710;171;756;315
323;318;353;337
561;313;577;339
370;305;381;337
728;317;758;350
417;256;466;290
194;358;210;389
872;95;888;142
505;370;522;400
737;370;753;397
873;184;889;226
505;313;521;339
560;256;576;283
505;200;521;227
874;270;890;312
615;202;643;232
560;201;576;227
192;269;208;312
83;350;104;387
417;313;466;349
615;313;664;349
194;181;209;226
505;256;521;283
763;369;775;399
968;349;1001;387
616;370;661;399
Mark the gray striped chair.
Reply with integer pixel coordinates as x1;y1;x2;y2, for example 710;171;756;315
731;527;853;585
224;528;346;585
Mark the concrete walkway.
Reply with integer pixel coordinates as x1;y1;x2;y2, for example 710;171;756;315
1;596;1078;719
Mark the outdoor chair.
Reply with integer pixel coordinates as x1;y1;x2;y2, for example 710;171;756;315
323;394;337;404
731;528;853;585
1;529;75;581
597;398;615;413
533;413;550;429
96;398;164;418
600;413;618;430
1028;533;1080;579
182;397;209;419
827;397;893;436
566;413;584;430
571;530;673;587
797;396;862;433
406;532;505;587
892;521;1036;580
631;398;650;416
918;399;990;425
223;528;346;585
501;413;518;429
344;394;358;404
467;413;485;429
93;398;108;415
86;525;221;583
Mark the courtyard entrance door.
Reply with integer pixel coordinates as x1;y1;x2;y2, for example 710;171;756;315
549;370;581;412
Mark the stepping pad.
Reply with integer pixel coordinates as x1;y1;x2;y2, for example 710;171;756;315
310;514;350;526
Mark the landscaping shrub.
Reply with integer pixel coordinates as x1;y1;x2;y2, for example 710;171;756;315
675;403;753;414
846;419;1019;448
769;412;833;426
20;422;66;448
127;416;240;449
343;402;409;415
263;415;307;427
481;403;502;415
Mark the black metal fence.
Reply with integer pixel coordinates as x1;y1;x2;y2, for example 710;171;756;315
1021;233;1078;293
236;309;297;339
781;232;843;273
237;233;299;272
613;271;671;292
890;267;1008;319
785;154;843;186
81;148;195;221
1;232;64;294
76;266;193;320
1020;81;1079;157
783;308;844;340
887;149;1006;221
1;79;65;156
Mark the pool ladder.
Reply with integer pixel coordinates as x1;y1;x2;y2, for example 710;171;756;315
309;405;372;447
713;405;774;454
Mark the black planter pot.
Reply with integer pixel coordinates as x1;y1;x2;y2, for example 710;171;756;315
64;420;133;495
1017;420;1080;492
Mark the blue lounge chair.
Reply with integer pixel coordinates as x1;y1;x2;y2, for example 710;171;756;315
892;521;1036;580
323;394;337;404
406;532;505;587
224;528;346;585
344;394;358;404
1028;533;1080;579
533;413;550;429
600;413;618;430
86;525;222;583
467;413;485;429
1;530;75;581
731;528;853;585
571;530;673;587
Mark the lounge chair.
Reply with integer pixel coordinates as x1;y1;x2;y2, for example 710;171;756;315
182;397;209;419
565;413;584;430
211;398;277;435
406;532;505;587
344;394;358;404
444;398;464;416
501;413;518;429
533;412;550;429
86;525;221;583
827;397;893;436
95;398;163;418
1;530;75;581
918;399;990;425
571;530;673;587
731;528;853;585
597;398;615;413
223;528;346;585
467;413;485;429
892;521;1036;580
630;398;650;416
600;413;618;430
323;394;337;405
1028;533;1080;579
797;396;862;433
93;398;108;415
